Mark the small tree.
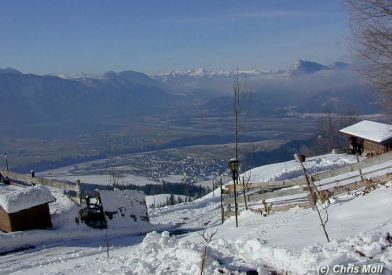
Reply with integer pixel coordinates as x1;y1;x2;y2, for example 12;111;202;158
315;107;359;153
295;154;330;242
198;228;219;275
165;196;170;206
240;154;253;210
232;68;252;226
169;194;176;205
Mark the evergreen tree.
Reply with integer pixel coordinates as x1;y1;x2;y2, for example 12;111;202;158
169;193;176;205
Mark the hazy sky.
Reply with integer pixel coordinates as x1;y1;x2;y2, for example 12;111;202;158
0;0;351;74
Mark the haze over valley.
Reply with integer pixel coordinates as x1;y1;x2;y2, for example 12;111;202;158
0;59;385;173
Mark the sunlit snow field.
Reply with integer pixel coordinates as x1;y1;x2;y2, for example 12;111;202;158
1;153;392;274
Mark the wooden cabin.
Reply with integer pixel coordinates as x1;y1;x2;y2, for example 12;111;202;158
339;120;392;156
0;185;55;232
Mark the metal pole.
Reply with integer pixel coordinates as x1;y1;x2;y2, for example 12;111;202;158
220;178;224;224
4;153;8;171
233;174;238;227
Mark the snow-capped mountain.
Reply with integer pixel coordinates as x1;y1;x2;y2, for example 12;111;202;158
288;60;351;75
54;59;350;84
57;72;100;80
151;59;350;83
0;67;22;75
288;59;329;75
150;67;282;82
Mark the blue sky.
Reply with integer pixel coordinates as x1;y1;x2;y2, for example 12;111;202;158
0;0;351;74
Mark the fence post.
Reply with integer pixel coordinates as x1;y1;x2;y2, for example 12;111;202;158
76;179;81;205
220;178;224;224
294;154;320;202
356;154;364;181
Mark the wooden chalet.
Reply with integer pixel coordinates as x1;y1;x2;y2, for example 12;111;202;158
339;120;392;156
0;185;55;232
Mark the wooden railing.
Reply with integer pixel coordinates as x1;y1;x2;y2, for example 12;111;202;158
0;169;81;204
221;152;392;221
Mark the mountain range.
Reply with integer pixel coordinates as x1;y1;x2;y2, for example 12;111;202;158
150;59;349;80
0;59;384;130
55;59;349;83
0;69;177;126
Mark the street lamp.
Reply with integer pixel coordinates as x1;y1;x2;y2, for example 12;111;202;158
228;158;239;227
228;158;239;178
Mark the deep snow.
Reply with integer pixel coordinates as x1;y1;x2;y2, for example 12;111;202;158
1;153;392;274
0;185;54;214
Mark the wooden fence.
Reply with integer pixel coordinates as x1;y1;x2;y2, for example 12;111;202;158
221;152;392;221
0;169;81;204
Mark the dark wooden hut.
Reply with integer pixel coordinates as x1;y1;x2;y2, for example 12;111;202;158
339;120;392;156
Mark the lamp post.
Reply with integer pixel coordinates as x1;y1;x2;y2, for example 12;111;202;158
228;158;239;227
4;153;8;171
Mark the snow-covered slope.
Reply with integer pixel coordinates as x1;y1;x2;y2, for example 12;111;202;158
1;153;392;274
145;193;189;208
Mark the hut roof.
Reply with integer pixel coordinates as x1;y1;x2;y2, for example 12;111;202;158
339;120;392;143
0;185;55;213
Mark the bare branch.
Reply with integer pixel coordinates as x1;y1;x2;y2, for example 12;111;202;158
197;228;219;244
346;0;392;111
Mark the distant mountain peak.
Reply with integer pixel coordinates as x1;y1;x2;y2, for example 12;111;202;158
288;60;328;75
102;71;118;80
150;67;281;82
0;67;22;75
57;72;100;79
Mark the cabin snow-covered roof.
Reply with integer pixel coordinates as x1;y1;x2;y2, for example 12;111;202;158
339;120;392;143
99;189;149;227
0;185;55;214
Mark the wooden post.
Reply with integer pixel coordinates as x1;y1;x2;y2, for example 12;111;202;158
356;154;364;181
199;246;207;275
212;178;215;197
294;154;320;203
76;179;81;205
294;154;330;242
220;178;224;224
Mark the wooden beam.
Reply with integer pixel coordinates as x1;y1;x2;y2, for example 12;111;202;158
269;202;313;213
323;172;392;195
316;164;392;189
1;169;78;192
224;201;313;218
225;171;392;206
224;186;305;204
225;152;392;194
224;177;305;193
312;151;392;182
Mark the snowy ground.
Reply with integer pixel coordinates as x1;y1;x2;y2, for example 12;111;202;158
145;194;190;208
1;153;392;274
